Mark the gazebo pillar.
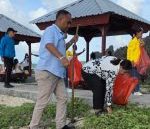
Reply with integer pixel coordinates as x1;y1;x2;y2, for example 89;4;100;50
84;36;93;62
99;26;108;55
27;42;32;76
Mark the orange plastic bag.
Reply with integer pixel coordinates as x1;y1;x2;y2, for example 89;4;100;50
68;57;82;87
135;47;150;75
113;73;138;105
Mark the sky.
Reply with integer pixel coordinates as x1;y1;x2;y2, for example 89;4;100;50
0;0;150;64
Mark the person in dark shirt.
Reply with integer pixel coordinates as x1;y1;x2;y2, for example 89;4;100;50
0;28;17;88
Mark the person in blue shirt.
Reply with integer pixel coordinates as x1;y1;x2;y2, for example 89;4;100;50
29;10;78;129
0;28;17;88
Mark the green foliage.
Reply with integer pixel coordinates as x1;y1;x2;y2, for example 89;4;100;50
107;45;115;55
0;99;150;129
0;103;34;129
67;98;90;118
82;104;150;129
114;46;127;59
0;98;90;129
144;36;150;56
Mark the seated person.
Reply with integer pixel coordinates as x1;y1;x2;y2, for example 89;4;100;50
0;64;5;74
13;59;23;74
82;56;132;115
20;53;29;72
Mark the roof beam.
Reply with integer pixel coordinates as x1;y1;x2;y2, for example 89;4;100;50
36;13;110;30
14;34;40;43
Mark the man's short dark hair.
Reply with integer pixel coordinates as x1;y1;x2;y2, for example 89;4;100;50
7;28;17;33
56;10;71;19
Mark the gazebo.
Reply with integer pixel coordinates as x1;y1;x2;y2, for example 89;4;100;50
31;0;150;62
0;14;41;75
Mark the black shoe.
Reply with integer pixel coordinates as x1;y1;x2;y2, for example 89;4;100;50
4;84;14;88
62;125;75;129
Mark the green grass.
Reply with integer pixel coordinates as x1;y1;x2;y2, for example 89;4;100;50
0;99;150;129
82;104;150;129
143;76;150;85
142;85;150;93
0;98;90;129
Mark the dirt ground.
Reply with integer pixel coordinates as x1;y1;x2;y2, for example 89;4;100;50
0;95;34;107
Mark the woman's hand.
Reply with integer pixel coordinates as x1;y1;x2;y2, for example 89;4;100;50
140;43;145;47
140;39;145;47
106;106;113;114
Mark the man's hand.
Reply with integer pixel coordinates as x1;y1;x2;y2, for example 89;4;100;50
66;34;79;50
70;34;78;43
60;57;69;67
1;57;4;62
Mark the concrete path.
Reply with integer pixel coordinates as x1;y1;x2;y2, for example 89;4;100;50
0;82;150;107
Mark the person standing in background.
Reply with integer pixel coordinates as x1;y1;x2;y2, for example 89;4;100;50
0;28;17;88
127;26;144;96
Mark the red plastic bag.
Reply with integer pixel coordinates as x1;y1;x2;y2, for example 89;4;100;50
113;73;138;105
68;57;82;87
135;47;150;75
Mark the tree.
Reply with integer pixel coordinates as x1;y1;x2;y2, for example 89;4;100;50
107;45;114;54
114;46;127;59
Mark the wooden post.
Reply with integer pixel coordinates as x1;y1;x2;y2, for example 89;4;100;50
86;42;90;62
71;25;79;123
99;26;108;55
84;36;92;62
27;42;32;76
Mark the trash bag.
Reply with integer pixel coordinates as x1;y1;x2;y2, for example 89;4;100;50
113;73;138;105
135;47;150;75
68;57;82;87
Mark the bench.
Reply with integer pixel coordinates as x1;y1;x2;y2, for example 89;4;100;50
0;73;28;82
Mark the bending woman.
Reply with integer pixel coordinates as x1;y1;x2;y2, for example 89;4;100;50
82;56;132;115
